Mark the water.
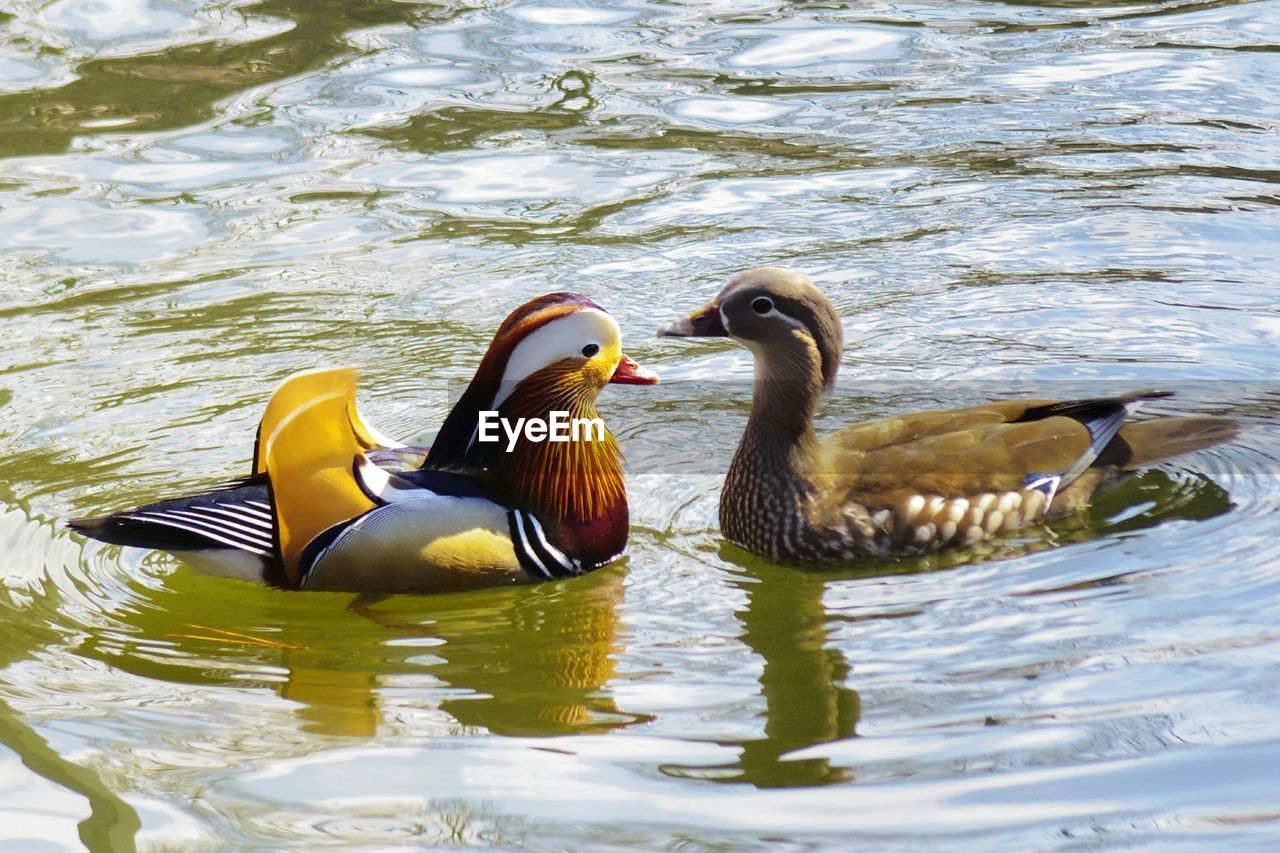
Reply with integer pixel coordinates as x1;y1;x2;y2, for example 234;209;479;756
2;0;1279;847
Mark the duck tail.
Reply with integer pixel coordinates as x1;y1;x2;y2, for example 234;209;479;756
1101;416;1239;470
67;477;276;557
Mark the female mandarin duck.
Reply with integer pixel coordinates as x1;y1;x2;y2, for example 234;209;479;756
658;267;1236;562
70;293;657;593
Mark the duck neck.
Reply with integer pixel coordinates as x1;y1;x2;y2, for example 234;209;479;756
722;338;825;558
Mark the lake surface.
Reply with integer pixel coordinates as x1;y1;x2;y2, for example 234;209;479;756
2;0;1280;847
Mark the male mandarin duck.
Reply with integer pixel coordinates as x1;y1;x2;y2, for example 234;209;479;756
70;293;657;593
658;267;1237;562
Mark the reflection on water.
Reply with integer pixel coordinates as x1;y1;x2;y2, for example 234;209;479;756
0;692;140;849
302;573;644;738
75;568;642;740
1;0;1279;846
717;562;861;788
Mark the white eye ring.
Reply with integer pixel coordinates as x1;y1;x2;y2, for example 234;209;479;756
751;296;773;315
581;343;600;358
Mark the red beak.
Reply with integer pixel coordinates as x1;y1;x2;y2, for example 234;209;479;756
609;353;659;385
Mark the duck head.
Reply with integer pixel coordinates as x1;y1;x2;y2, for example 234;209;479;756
429;293;656;561
432;292;657;464
658;267;842;392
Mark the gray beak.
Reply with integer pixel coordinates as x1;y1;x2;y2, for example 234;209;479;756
657;303;727;338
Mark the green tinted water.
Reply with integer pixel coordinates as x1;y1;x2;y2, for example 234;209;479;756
2;0;1280;847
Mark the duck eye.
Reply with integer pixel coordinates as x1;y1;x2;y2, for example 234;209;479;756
751;297;774;315
581;343;600;358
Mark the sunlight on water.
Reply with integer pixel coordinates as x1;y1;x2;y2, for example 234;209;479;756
1;0;1279;847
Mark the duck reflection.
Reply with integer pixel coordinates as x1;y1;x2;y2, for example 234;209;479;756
284;568;644;737
76;565;644;739
715;551;861;788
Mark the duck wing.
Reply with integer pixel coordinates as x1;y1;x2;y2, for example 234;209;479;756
67;477;278;581
810;391;1231;548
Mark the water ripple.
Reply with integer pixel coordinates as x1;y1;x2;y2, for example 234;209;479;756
0;0;1278;846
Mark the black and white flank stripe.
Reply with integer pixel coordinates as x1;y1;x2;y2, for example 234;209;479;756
507;509;581;580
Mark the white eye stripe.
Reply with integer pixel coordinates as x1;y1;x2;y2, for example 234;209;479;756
492;308;620;409
774;310;809;333
722;300;808;336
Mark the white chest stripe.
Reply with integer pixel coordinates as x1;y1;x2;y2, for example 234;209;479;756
510;514;552;579
508;509;580;580
525;513;576;572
